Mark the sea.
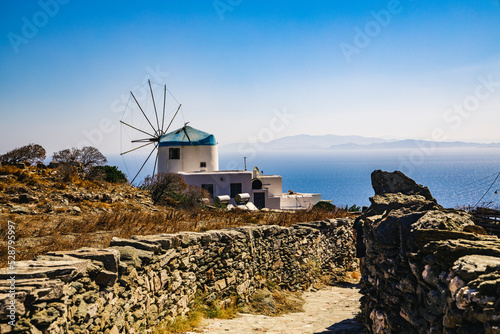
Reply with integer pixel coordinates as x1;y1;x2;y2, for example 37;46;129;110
109;148;500;209
220;148;500;209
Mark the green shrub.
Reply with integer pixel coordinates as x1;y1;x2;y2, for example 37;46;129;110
88;165;127;183
347;204;361;212
313;201;337;211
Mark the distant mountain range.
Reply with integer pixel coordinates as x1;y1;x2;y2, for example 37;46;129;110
221;134;500;152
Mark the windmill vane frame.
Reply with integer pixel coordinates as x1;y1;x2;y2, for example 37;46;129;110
120;80;183;184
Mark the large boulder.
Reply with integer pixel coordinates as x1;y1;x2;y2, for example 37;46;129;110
371;170;435;200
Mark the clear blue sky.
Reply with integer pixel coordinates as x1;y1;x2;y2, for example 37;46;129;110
1;0;500;157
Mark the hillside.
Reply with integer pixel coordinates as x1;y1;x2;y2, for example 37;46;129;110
0;164;350;268
221;134;500;152
222;134;388;151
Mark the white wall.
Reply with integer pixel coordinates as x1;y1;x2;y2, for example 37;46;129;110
158;145;219;174
259;175;282;197
280;194;322;210
179;171;252;205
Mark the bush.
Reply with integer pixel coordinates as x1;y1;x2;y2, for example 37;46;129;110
142;173;187;205
88;165;127;183
0;143;46;164
141;173;208;208
313;201;337;211
179;185;210;209
58;164;78;183
346;204;361;212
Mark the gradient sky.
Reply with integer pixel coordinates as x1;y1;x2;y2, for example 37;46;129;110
1;0;500;157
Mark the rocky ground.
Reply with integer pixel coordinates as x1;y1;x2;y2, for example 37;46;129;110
192;285;364;334
0;164;157;266
0;164;154;216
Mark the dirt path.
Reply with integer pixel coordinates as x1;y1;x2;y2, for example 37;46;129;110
191;284;364;334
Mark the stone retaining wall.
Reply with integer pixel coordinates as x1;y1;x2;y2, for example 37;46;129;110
359;170;500;334
0;219;355;333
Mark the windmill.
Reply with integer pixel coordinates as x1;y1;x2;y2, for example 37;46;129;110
120;80;184;184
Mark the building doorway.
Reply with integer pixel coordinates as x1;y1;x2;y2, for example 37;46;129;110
254;192;265;209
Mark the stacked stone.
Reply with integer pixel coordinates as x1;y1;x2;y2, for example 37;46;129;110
0;219;355;333
359;170;500;334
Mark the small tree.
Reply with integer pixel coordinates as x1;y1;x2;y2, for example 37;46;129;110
52;148;80;164
52;146;107;171
79;146;107;169
0;143;46;164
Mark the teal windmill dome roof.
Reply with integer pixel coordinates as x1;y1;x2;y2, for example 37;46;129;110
159;126;217;147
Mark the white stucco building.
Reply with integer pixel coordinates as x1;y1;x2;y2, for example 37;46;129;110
158;125;321;210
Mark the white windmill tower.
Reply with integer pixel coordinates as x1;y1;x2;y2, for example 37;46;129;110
120;81;219;184
157;125;219;174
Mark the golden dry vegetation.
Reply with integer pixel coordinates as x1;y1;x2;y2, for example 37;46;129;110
0;165;352;268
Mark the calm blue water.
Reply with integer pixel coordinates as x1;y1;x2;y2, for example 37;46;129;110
219;148;500;209
109;148;500;209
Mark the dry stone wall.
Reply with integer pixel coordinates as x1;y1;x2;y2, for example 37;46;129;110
359;170;500;334
0;219;355;333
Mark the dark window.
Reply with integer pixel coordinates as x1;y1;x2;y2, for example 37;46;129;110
200;162;207;168
201;184;214;198
254;192;265;209
169;148;180;159
230;183;242;198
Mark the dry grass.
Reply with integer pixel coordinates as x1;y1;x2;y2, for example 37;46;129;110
0;165;353;268
153;294;238;334
244;282;305;316
153;311;204;334
1;207;349;267
316;268;361;287
153;282;304;333
270;289;305;314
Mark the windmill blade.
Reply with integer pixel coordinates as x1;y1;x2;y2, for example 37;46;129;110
152;149;159;179
120;142;153;156
132;138;158;143
161;84;166;134
148;80;161;133
163;104;182;135
120;120;155;138
130;143;158;184
131;91;157;134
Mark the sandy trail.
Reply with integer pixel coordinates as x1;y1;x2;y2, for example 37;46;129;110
191;284;364;334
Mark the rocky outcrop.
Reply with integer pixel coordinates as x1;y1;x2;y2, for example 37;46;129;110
359;170;500;333
0;219;355;333
371;170;434;200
